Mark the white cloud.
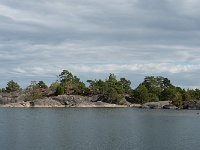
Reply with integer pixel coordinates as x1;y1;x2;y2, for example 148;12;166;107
1;0;200;88
10;63;200;76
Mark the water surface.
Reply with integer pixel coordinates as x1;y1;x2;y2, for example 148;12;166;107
0;108;200;150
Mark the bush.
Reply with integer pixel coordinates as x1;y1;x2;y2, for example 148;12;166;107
133;84;149;104
172;92;183;107
6;80;21;93
37;81;48;89
118;98;127;105
55;85;65;96
24;81;43;101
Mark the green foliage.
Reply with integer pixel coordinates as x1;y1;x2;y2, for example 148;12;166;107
132;76;191;106
118;98;127;105
87;74;129;104
119;78;132;94
172;92;183;107
105;74;124;103
187;89;200;100
37;81;48;89
59;70;73;85
72;76;88;95
49;81;60;91
6;80;21;92
182;90;191;101
73;82;87;95
142;76;173;98
160;87;176;101
25;81;43;101
2;69;200;107
148;93;159;102
133;84;149;104
49;81;66;96
133;76;187;104
57;70;87;95
87;79;106;95
194;89;200;100
1;88;6;93
104;87;119;103
55;85;65;96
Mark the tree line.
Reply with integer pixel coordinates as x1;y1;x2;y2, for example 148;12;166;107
0;70;200;106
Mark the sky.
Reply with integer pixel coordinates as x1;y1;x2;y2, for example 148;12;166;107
0;0;200;89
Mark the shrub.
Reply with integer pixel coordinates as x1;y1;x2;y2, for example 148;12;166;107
55;85;65;96
6;80;21;93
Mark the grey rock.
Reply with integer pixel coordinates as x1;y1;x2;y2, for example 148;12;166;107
0;92;24;104
53;95;76;106
90;95;105;102
142;101;170;109
29;101;35;107
53;95;93;106
16;94;26;102
163;104;177;109
33;98;63;107
183;100;200;110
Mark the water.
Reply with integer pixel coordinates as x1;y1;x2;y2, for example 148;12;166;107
0;108;200;150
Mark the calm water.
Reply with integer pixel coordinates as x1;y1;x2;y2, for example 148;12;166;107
0;108;200;150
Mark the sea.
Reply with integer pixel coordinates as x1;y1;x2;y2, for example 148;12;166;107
0;108;200;150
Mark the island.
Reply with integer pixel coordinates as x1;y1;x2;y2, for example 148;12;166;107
0;70;200;109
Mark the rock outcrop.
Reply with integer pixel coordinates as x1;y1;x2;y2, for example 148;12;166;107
1;92;200;109
32;98;64;107
163;104;177;109
142;101;170;109
0;92;24;104
183;100;200;109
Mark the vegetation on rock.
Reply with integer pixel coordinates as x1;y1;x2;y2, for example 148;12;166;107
1;69;200;107
5;80;21;93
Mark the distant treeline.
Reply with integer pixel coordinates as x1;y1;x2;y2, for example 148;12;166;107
0;70;200;106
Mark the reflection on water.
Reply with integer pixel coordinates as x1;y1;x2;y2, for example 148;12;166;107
0;108;200;150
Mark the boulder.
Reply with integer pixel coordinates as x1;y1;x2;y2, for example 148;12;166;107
129;104;142;108
97;95;108;102
163;104;177;109
33;98;63;107
89;95;109;102
53;95;77;106
90;95;100;102
125;96;136;103
183;100;200;110
0;97;16;104
142;101;170;109
0;92;24;104
16;94;26;102
29;101;35;107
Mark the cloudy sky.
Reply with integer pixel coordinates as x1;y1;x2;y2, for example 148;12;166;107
0;0;200;88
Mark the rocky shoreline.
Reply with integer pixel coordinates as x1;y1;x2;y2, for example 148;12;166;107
1;93;200;109
0;95;128;108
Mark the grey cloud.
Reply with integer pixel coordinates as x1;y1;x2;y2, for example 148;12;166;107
0;0;200;88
